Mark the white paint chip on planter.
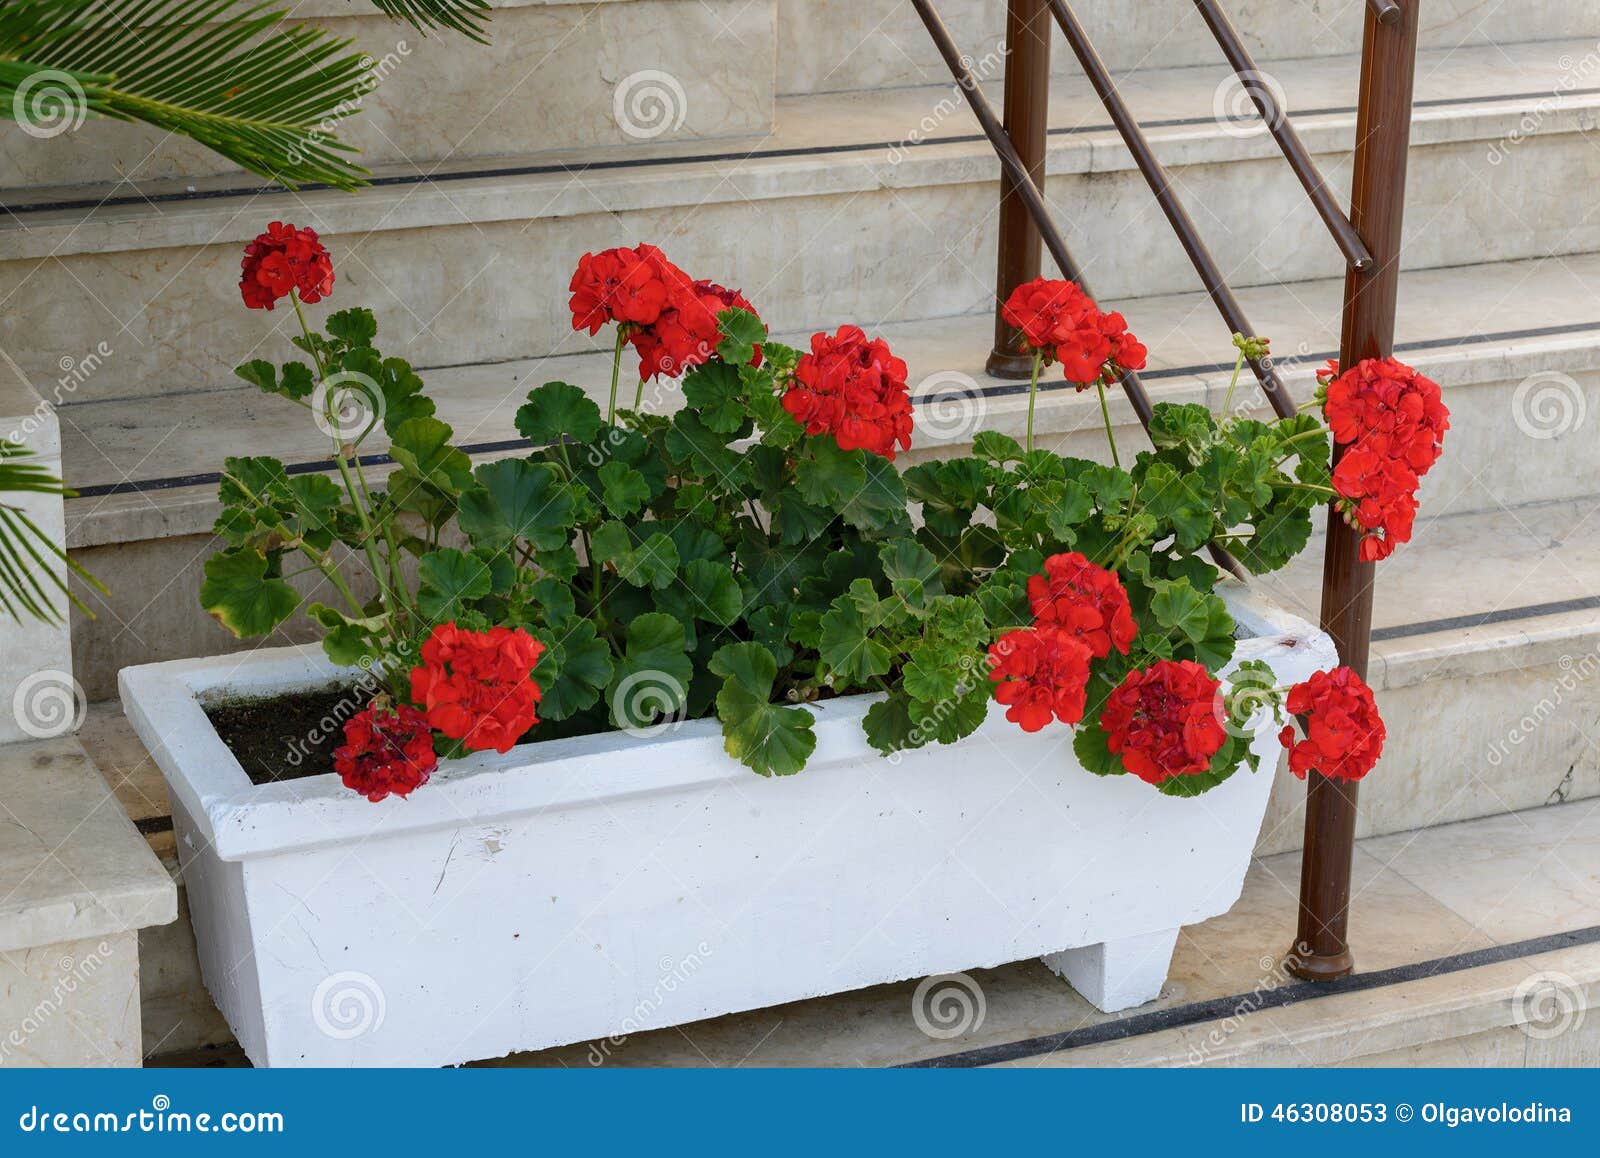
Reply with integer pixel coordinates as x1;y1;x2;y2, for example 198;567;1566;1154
119;585;1334;1067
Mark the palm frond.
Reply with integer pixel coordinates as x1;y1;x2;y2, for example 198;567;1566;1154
0;440;105;623
369;0;491;43
0;0;374;189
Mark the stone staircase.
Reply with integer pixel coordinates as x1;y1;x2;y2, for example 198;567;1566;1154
3;0;1598;1063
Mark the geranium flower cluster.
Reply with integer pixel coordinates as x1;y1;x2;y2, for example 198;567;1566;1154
1099;660;1227;787
988;552;1133;733
1000;277;1148;387
1278;665;1385;781
239;221;334;311
1319;357;1450;561
568;243;761;381
333;623;544;802
781;324;914;460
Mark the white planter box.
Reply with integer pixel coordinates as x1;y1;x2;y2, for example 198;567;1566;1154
120;587;1333;1067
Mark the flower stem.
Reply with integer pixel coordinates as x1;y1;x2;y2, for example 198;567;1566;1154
1095;377;1121;470
1025;349;1042;453
607;328;626;424
1221;348;1246;416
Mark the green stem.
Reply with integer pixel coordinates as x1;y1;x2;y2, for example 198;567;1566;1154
289;291;399;641
608;328;626;424
1095;377;1121;470
1025;349;1042;453
1221;349;1246;416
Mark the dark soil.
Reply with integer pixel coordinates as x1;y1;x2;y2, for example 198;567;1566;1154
204;684;369;786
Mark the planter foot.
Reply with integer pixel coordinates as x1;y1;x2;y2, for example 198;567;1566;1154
1041;928;1180;1013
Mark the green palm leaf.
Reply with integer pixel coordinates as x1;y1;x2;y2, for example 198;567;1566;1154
0;441;105;623
0;0;376;189
369;0;491;42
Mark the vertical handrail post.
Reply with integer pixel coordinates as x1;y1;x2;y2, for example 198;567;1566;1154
1288;0;1419;981
987;0;1052;379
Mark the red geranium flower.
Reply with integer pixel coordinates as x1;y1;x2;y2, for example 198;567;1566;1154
1000;277;1147;388
1278;665;1385;781
1320;357;1450;475
1026;552;1137;659
333;702;438;803
632;276;762;380
409;623;544;754
987;625;1093;732
1331;443;1420;562
1099;659;1227;785
782;324;914;459
239;221;334;310
567;245;676;335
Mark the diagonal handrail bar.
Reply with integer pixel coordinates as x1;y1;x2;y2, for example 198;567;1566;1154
1043;0;1296;419
910;0;1156;429
1191;0;1374;272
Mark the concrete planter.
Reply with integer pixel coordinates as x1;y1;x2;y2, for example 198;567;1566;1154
119;587;1332;1067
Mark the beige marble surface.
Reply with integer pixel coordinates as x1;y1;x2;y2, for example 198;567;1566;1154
0;736;175;954
3;37;1597;405
0;930;143;1067
776;0;1600;96
2;0;776;190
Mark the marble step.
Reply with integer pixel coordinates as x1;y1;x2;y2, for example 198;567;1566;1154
4;38;1598;403
2;0;776;192
778;0;1600;95
55;250;1600;699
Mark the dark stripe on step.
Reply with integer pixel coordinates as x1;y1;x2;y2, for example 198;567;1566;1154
8;85;1600;216
65;318;1600;500
135;815;174;836
903;922;1600;1067
1372;595;1600;641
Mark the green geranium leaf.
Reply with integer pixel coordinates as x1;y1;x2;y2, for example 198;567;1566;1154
387;417;473;495
457;459;576;552
879;537;943;610
516;381;603;447
972;431;1025;464
1149;578;1236;669
593;522;679;589
325;308;378;348
416;548;492;624
682;361;747;435
710;642;816;776
1073;721;1125;777
199;550;300;639
863;693;918;756
680;559;743;625
306;602;387;667
608;613;693;730
839;452;910;535
536;618;615;721
597;460;651;518
818;591;894;685
716;308;767;366
794;438;866;508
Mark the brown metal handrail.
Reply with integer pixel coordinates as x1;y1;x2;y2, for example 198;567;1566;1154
912;0;1421;981
1191;0;1374;272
